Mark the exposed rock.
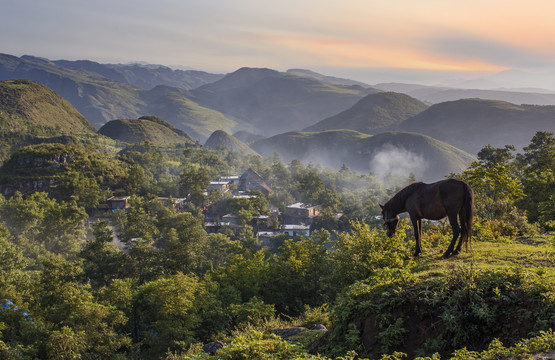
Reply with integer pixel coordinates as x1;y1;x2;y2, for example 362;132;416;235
271;327;308;338
312;324;328;331
202;341;224;355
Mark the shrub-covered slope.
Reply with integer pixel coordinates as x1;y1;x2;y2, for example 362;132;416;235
0;79;97;162
204;130;260;157
0;79;96;135
98;116;195;145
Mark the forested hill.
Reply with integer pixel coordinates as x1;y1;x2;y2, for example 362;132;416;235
250;130;475;181
303;92;429;134
98;116;196;145
399;98;555;154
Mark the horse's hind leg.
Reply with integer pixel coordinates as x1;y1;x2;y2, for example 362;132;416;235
442;212;461;258
453;212;467;255
410;215;422;256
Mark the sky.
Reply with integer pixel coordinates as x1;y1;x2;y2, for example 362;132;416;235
3;0;555;85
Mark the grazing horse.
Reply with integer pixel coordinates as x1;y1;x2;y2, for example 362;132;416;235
380;179;473;258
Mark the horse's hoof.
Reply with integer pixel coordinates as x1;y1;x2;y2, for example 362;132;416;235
441;252;451;259
413;251;421;257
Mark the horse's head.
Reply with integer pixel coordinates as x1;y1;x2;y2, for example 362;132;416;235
380;204;399;237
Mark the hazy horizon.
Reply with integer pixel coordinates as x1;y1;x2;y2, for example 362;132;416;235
3;0;555;88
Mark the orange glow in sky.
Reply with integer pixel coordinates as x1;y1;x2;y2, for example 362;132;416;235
2;0;555;79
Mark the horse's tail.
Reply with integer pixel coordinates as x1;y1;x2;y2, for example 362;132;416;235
461;181;474;250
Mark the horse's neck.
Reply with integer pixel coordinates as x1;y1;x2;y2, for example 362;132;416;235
387;188;414;214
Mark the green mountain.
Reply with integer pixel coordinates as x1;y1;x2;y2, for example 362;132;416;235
250;130;475;182
204;130;260;157
303;92;428;134
191;67;379;136
399;98;555;154
98;115;195;145
0;79;97;162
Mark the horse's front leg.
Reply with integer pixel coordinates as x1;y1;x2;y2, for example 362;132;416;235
411;216;422;256
442;213;461;258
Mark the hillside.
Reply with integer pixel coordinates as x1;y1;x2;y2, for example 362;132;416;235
303;92;428;134
140;85;251;141
191;67;379;136
399;98;555;154
250;130;475;181
98;116;195;145
204;130;260;157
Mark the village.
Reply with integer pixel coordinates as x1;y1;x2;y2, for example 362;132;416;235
99;168;340;247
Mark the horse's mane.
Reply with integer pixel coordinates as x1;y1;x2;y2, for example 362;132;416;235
385;182;425;211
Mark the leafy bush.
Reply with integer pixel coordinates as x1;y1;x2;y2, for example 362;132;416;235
327;266;555;359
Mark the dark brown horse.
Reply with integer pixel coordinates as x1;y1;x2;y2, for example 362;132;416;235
380;179;473;258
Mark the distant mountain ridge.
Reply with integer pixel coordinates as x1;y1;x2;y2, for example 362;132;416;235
49;57;224;90
399;98;555;154
375;82;555;105
250;130;475;182
0;53;243;140
303;92;428;134
286;69;371;88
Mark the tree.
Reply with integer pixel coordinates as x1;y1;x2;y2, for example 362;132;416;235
56;171;106;208
133;272;209;354
477;144;516;167
79;220;128;287
516;132;555;225
459;161;524;203
179;162;211;207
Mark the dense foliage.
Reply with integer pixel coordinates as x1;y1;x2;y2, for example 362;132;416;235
0;132;553;359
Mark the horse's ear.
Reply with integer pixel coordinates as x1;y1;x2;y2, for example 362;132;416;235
379;204;384;210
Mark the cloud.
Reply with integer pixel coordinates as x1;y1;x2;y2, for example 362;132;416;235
369;144;428;182
427;34;555;69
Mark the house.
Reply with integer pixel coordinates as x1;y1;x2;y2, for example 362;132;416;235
157;197;187;212
279;224;311;237
207;181;232;193
239;168;273;196
283;202;322;225
106;196;131;211
219;176;240;186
